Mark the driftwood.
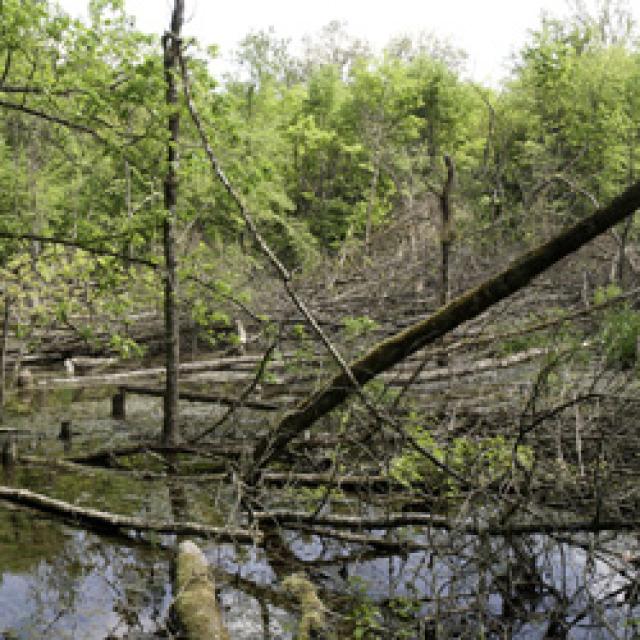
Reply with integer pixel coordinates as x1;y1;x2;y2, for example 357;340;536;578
247;179;640;478
0;485;260;543
37;354;282;387
69;443;249;467
19;453;412;491
120;385;279;411
258;509;640;537
383;346;546;385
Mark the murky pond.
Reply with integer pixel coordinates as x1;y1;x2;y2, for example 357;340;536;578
1;386;640;638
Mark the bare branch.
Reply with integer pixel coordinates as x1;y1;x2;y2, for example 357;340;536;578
0;98;105;140
0;231;158;267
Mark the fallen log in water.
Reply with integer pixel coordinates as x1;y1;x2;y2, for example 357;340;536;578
0;485;260;543
69;443;250;467
258;509;640;536
37;354;299;388
247;179;640;478
120;384;279;411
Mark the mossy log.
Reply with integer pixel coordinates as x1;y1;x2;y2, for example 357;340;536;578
247;180;640;478
173;540;229;640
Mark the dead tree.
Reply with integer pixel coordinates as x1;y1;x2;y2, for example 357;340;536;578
437;154;455;367
0;295;8;415
162;0;184;446
246;179;640;480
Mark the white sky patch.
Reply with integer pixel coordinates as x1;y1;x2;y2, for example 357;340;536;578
56;0;636;85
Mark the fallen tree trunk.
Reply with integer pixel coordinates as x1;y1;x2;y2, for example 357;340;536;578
259;510;640;537
121;384;279;411
0;485;260;543
247;180;640;478
69;443;248;467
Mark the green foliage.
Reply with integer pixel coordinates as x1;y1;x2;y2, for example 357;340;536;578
595;285;640;369
341;315;379;338
346;577;384;639
109;334;145;359
390;415;533;492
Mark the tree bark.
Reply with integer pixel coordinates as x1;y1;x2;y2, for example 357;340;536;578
437;154;455;366
0;295;8;416
247;179;640;479
439;154;455;309
162;0;184;446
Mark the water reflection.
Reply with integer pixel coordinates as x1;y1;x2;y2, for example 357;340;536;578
2;393;640;638
2;501;640;638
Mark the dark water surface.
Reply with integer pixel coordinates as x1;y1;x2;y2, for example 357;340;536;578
1;390;640;638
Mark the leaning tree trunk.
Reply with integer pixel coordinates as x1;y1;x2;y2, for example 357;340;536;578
162;0;184;446
247;179;640;480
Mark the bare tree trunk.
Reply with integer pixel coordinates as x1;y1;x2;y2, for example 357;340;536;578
162;0;184;446
0;296;8;416
247;179;640;479
437;155;455;366
124;154;133;264
364;160;379;255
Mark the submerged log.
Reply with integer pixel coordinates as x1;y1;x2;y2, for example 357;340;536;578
121;384;279;411
173;540;229;640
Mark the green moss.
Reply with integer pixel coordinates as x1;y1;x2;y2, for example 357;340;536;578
174;540;229;640
282;572;327;640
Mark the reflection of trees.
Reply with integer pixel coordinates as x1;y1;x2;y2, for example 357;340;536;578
0;507;67;573
0;522;170;639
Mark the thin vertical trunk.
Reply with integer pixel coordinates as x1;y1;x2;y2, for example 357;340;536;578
162;0;184;446
439;155;455;308
364;160;379;255
0;296;8;416
437;155;455;367
614;132;637;285
124;138;133;264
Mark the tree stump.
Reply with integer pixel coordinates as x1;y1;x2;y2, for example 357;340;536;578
2;437;16;466
112;388;126;419
59;420;72;442
173;540;229;639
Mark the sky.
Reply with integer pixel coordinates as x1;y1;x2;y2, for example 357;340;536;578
56;0;633;85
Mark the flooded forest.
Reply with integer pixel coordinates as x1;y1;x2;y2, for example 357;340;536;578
4;0;640;638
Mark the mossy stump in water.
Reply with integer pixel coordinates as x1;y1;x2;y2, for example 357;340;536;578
283;572;328;639
173;540;229;640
